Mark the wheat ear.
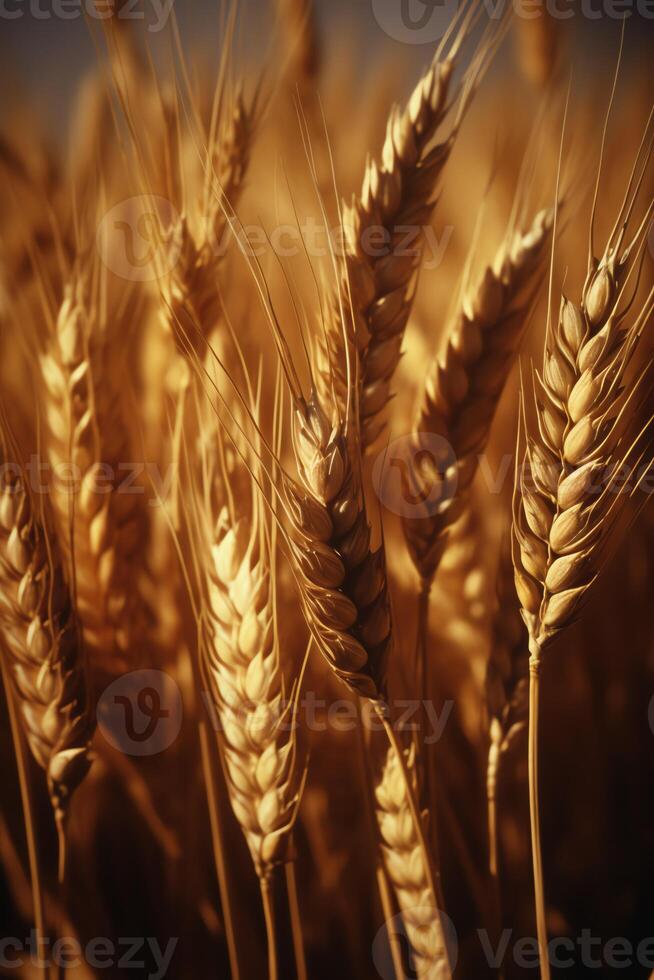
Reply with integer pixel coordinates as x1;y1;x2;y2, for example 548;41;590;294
288;393;392;701
163;86;257;364
286;390;453;976
0;463;94;845
41;275;147;677
403;207;553;586
205;498;305;877
318;5;500;447
513;132;654;980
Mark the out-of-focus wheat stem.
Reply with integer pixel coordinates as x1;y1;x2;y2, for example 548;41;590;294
197;714;242;980
1;658;47;979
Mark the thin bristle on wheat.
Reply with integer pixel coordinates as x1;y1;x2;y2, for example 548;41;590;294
205;498;302;877
287;393;392;701
0;468;93;826
403;208;553;583
374;741;451;979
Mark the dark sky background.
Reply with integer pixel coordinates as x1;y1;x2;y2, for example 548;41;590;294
0;0;652;139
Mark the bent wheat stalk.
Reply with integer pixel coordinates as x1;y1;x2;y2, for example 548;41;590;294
513;130;654;980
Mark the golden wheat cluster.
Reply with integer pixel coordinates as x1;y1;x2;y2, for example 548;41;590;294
0;1;653;978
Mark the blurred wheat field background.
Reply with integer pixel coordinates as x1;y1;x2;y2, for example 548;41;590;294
0;1;653;978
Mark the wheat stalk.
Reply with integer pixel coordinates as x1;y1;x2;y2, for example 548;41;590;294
403;207;554;586
41;275;147;677
318;5;500;448
0;462;93;836
512;134;654;980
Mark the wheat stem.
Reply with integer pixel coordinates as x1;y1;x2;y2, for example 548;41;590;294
1;658;48;979
260;875;280;980
198;717;242;980
259;866;301;980
528;650;550;980
285;862;307;980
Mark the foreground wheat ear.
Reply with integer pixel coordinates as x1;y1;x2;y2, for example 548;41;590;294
199;421;306;866
0;459;94;833
318;1;504;449
404;206;554;587
289;392;392;700
202;446;307;979
513;131;654;980
287;388;454;979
